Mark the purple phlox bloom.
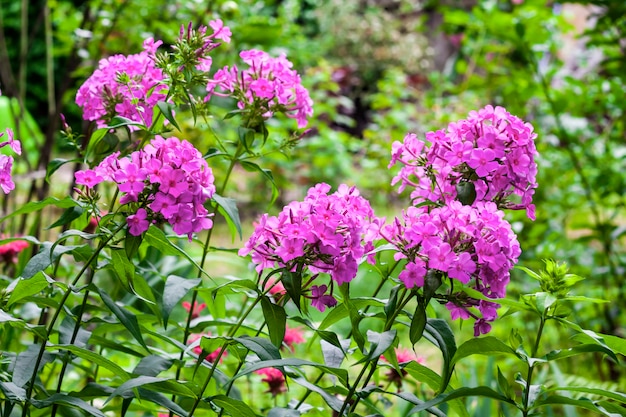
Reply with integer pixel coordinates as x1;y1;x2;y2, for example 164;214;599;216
310;284;337;312
127;208;150;236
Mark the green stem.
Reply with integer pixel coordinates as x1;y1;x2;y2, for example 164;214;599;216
170;140;246;416
187;296;263;417
21;224;124;416
346;289;413;414
50;269;95;417
522;315;546;417
295;261;402;412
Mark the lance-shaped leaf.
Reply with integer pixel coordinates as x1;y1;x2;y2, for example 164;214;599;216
261;296;287;348
162;275;202;328
98;288;149;352
452;336;518;366
424;319;456;393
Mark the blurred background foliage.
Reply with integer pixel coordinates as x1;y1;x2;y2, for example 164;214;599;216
1;0;625;412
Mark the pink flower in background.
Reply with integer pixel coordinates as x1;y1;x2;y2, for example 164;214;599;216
188;333;226;363
0;236;29;264
256;368;286;396
182;301;207;319
381;347;426;387
283;326;305;351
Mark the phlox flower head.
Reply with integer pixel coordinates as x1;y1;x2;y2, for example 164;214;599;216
256;368;286;396
389;105;538;219
205;49;313;128
75;136;215;240
76;51;167;128
382;201;520;335
240;183;379;312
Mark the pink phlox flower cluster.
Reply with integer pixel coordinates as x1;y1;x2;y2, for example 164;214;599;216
76;52;167;129
240;183;379;311
75;136;215;239
0;128;21;194
205;49;313;128
389;105;538;220
382;200;520;335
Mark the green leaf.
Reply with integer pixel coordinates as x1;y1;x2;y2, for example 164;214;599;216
125;231;143;259
133;355;175;377
409;302;427;345
233;358;348;387
59;317;91;348
143;226;208;277
268;407;301;417
0;382;26;402
212;193;242;241
424;319;457;393
281;269;302;311
31;393;107;417
110;248;134;291
240;160;279;205
532;394;620;416
363;330;396;362
452;336;518;366
21;242;78;279
291;376;344;412
6;272;52;307
162;275;202;328
47;344;130;380
105;376;168;404
0;197;77;223
261;296;287;348
156;101;181;131
12;344;54;387
137;388;190;416
211;395;257;417
404;361;442;390
543;386;626;405
98;288;149;352
47;206;84;229
407;386;516;414
234;336;282;361
497;366;515;400
559;318;625;357
545;344;618;363
46;158;78;182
